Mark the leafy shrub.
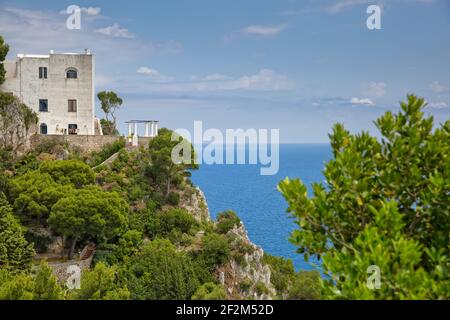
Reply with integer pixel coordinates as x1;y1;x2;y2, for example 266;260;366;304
75;263;130;300
255;282;269;296
288;270;321;300
216;210;241;234
239;278;252;292
262;254;295;294
123;239;202;300
146;208;198;239
198;233;231;270
167;192;180;206
89;138;125;167
192;282;227;300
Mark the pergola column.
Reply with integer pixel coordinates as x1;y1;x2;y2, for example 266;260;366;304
150;121;155;137
128;123;132;137
154;121;159;137
145;122;150;137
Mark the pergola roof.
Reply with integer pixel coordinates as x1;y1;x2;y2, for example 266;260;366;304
125;120;159;123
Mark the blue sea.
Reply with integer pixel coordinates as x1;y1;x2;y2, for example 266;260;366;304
191;144;332;271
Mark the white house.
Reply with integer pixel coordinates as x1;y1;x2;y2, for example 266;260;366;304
0;49;99;135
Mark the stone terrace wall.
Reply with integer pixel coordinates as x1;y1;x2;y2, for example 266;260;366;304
30;134;153;153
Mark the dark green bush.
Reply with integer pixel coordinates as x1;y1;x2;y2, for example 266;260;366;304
146;208;198;239
167;192;180;206
216;210;241;234
90;138;125;167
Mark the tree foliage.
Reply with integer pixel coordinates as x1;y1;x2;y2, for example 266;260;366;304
0;261;62;300
0;193;34;272
192;282;227;300
97;91;123;133
278;95;449;299
48;186;128;258
0;35;9;85
146;128;198;197
123;239;202;300
75;263;130;300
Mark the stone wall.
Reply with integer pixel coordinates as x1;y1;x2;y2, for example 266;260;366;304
30;134;152;153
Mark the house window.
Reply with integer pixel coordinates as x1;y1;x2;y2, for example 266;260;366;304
39;67;47;79
68;124;78;135
66;69;78;79
68;99;77;112
39;99;48;112
40;123;48;135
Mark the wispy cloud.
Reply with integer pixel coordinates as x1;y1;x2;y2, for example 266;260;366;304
429;80;448;94
0;6;182;61
364;81;387;97
327;0;434;13
428;101;449;109
241;24;287;36
101;69;294;95
81;7;101;16
136;67;173;82
350;97;375;106
94;23;135;39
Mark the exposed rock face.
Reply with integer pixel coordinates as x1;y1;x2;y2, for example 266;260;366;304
221;223;276;300
181;186;211;223
187;188;276;300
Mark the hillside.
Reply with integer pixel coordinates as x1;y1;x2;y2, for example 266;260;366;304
0;128;320;300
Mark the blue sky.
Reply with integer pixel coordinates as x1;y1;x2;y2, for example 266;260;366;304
1;0;449;142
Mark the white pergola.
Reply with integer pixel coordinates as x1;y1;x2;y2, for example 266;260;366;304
126;120;159;146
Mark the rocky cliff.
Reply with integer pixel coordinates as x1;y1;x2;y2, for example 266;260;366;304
184;185;276;300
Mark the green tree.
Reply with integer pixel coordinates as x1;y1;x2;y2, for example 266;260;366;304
278;95;449;299
192;282;227;300
0;193;34;272
48;186;128;259
0;261;62;300
0;35;9;85
75;263;130;300
39;160;95;188
32;261;63;300
0;270;34;300
145;128;198;198
97;91;123;134
288;270;321;300
124;239;202;300
146;208;198;239
10;170;71;224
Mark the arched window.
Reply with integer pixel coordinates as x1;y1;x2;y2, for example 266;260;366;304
40;123;48;135
66;68;78;79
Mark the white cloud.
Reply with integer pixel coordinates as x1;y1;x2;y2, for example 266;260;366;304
136;67;173;82
365;81;387;97
428;101;448;109
350;97;375;106
81;7;101;16
94;23;135;39
136;67;161;76
241;24;287;36
202;74;230;81
106;69;293;95
328;0;371;13
429;81;447;94
0;6;182;70
328;0;433;13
